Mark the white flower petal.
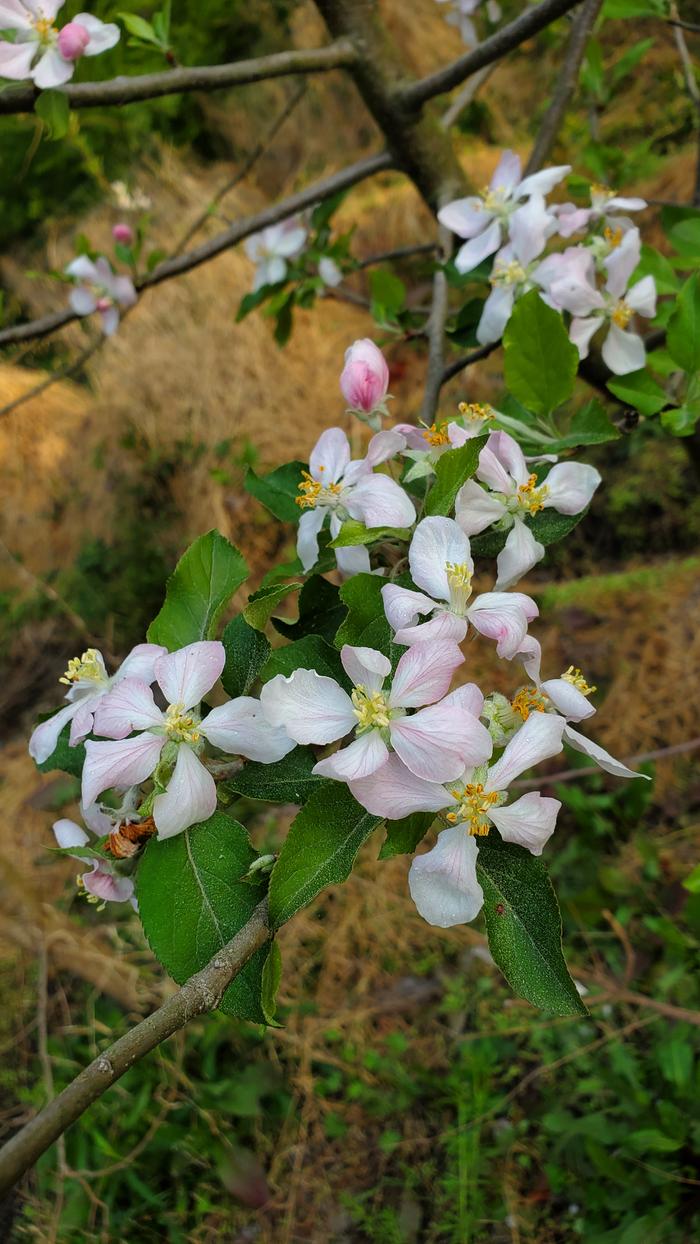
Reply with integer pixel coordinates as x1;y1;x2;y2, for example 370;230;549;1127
313;729;389;781
604;227;641;298
442;682;485;718
82;734;165;808
454;217;503;274
153;746;217;840
155;641;225;710
602;322;646;375
508;194;551;266
543;462;601;514
382;583;436;633
93;678;164;739
346;474;416;529
389;641;464;709
390;703;492;782
467;593;531;658
541;678;596;722
349;755;448;819
309;427;350;485
116;642;169;684
334;543;372;577
69;286;98;316
495;520;544;589
487;712;565;790
455;479;507;536
73;13;120;54
409;826;484;927
476;284;515;345
625;274;656;318
569;315;601;360
340;644;391;693
517;164;570;198
53;818;89;851
200;696;295;762
564;725;649;779
437;196;489;238
408;516;472;602
29;700;80;764
394;610;468;647
297;506;327;573
259;669;355;744
491;149;522;192
489;792;561;855
33;46;74;88
83;865;135;905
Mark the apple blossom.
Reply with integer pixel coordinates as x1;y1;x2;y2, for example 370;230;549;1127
260;642;493;783
82;641;295;840
319;256;343;287
244;218;307;292
65;255;137;336
28;643;168;766
0;3;119;89
53;805;135;908
381;516;538;655
350;711;566;924
437;151;570;275
339;338;391;428
112;222;134;245
555;183;646;239
455;431;601;588
294;426;415;575
475;195;559;343
394;402;496;481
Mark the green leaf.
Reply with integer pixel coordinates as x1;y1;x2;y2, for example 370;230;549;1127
136;812;272;1023
260;635;348;686
379;813;435;860
334;572;385;648
635;245;680;296
49;844;106;863
667;274;700;373
625;1130;683;1153
503;290;578;417
34;90;70;140
244;461;305;523
683;862;700;893
601;0;666;17
666;212;700;258
471;505;587;558
476;833;587;1016
221;615;270;699
223;746;324;805
273;575;345;645
147;530;248;651
36;721;85;778
607;369;668;416
268;784;382;928
118;12;161;43
369;269;406;323
543;399;621;451
243;582;302;630
660;405;699;437
329;520;413;548
423;436;487;518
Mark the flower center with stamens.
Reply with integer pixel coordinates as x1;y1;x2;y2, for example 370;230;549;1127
604;225;623;249
33;15;57;43
511;687;547;721
164;703;201;744
516;473;549;515
422;422;451;447
611;299;632;328
446;783;501;836
59;648;104;686
481;185;509;215
445;561;473;614
561;666;596;695
459;401;495;423
491;260;527;287
351;685;392;732
295;467;343;509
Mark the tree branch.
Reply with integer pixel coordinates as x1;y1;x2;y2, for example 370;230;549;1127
524;0;603;174
420;226;451;422
0;899;271;1198
0;151;394;348
0;42;356;116
440;341;499;387
399;0;585;110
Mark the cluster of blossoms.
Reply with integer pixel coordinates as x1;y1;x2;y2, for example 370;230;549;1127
0;1;118;88
33;334;644;927
438;150;654;373
244;216;342;294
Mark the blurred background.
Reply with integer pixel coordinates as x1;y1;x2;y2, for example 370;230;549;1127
1;0;700;1240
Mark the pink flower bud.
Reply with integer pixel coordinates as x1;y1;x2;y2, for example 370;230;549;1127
112;222;134;245
96;296;112;313
340;338;390;414
57;21;90;61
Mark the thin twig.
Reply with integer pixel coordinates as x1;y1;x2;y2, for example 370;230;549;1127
512;735;700;789
524;0;603;174
440;63;496;130
36;943;66;1242
0;899;271;1198
671;3;700;205
420;226;451;423
440;341;499;386
667;17;700;34
354;243;438;270
0;42;356;116
0;151;394;349
400;0;585;109
0;336;102;422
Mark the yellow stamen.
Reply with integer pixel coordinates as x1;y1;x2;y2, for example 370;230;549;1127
611;299;632;329
33;16;56;39
511;687;547;722
351;685;391;731
561;666;596;696
295;469;342;509
450;783;500;836
604;225;623;249
459;401;495;423
422;422;451;447
491;260;527;287
445;561;473;612
164;703;201;745
591;182;614;199
517;473;549;515
59;648;103;686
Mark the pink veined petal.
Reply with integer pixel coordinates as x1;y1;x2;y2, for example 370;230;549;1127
408;826;484;927
487;712;566;791
200;697;295;762
569;314;602;360
543;462;601;514
153;746;217;840
0;39;36;80
32;46;74;88
349;755;449;819
495;519;544;590
29;700;80;765
507;591;539;622
541;678;596;722
309;427;350;485
72;12;120;54
340;644;391;693
408;515;471;603
392;422;428;451
393;609;468;648
491;149;522;194
626;274;657;318
437;196;490;239
476;284;515;345
602;322;646;375
155;641;225;710
389;641;464;709
564;725;649;779
467;593;531;658
82;865;135;904
53;818;89;852
442;682;485;718
345;474;416;528
455;479;507;536
381;583;436;633
93;678;164;739
516;635;543;683
313;729;389;781
486;430;530;487
69;696;100;745
390;704;493;782
259;669;355;745
360;431;406;471
489;792;561;855
116;642;169;685
81;801;113;835
604;227;641;298
297;505;327;573
454;217;502;275
475;445;513;495
334;542;372;577
82;734;165;808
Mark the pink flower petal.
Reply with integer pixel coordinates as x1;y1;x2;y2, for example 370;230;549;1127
345;474;416;529
340;645;390;693
155;641;225;710
153;746;217;839
313;729;389;781
408;826;484;927
489;792;561;855
467;593;531;658
93;678;164;739
487;713;565;791
390;704;492;782
259;669;355;745
393;610;468;648
116;642;169;685
349;755;448;819
82;733;164;808
200;697;295;762
390;641;464;709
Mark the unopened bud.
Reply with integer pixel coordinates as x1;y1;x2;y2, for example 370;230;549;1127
340;338;390;417
112;222;134;245
58;21;90;61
